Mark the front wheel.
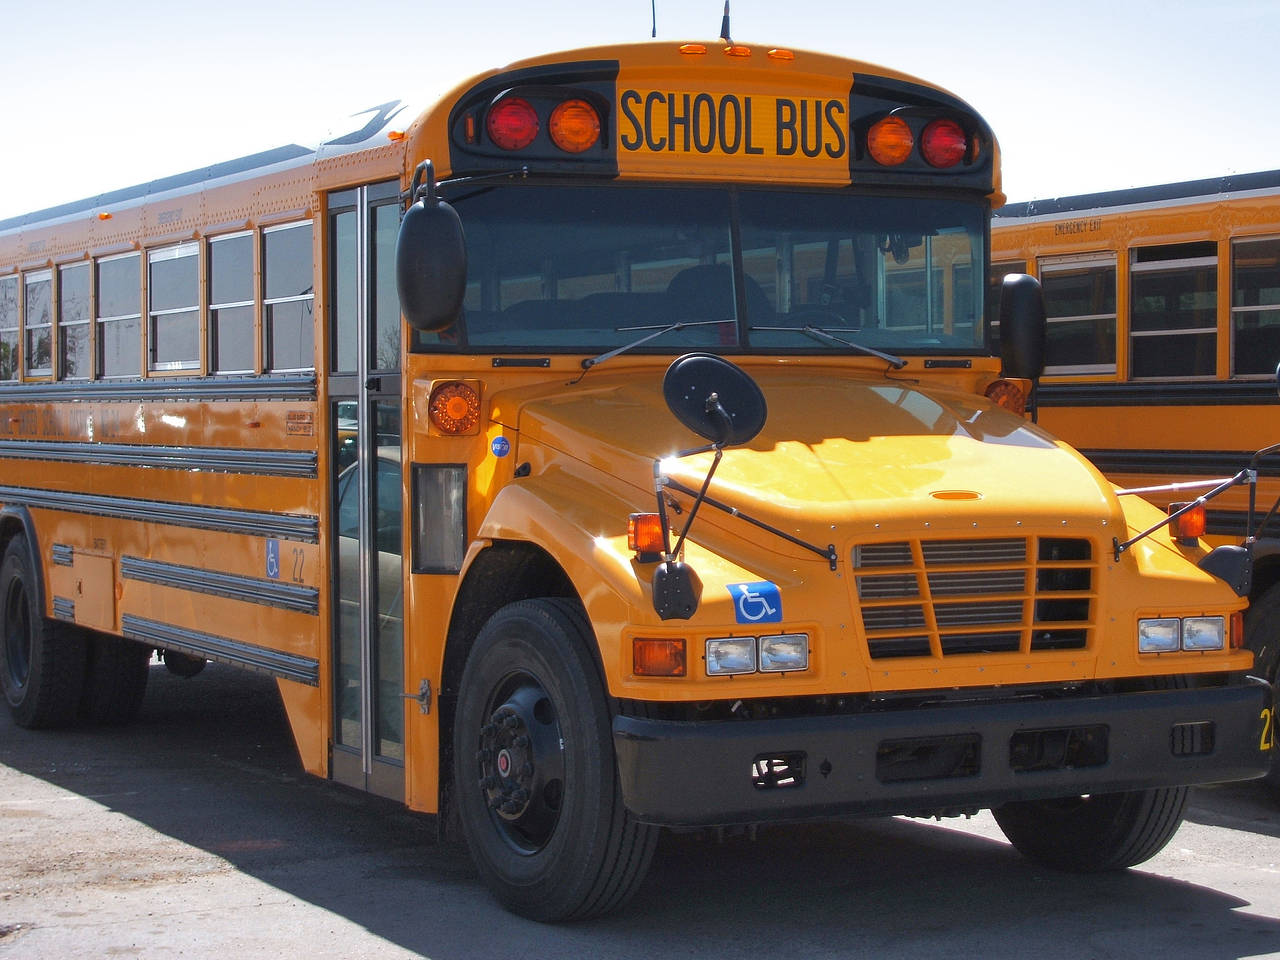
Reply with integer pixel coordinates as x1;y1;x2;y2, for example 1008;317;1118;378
1244;582;1280;790
993;786;1189;872
452;598;657;921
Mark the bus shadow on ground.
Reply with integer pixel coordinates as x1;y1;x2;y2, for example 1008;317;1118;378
3;662;1279;960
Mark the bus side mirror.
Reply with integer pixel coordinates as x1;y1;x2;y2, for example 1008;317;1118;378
999;273;1046;381
662;353;767;448
396;162;466;333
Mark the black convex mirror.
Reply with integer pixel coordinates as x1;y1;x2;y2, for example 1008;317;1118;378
662;353;767;448
999;273;1047;381
395;160;467;333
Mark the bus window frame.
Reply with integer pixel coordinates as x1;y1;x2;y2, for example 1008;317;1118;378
208;230;258;376
58;260;92;381
95;250;143;380
0;273;18;382
147;241;201;374
22;268;53;380
1128;246;1219;381
1229;232;1280;380
262;220;316;374
1037;251;1118;377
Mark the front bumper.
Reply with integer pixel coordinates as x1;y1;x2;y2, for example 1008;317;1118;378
612;678;1273;826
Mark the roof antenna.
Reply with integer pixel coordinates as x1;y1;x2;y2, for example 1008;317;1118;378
651;0;657;37
719;1;732;44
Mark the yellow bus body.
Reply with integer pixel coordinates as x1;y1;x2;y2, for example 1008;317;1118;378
1;40;1271;920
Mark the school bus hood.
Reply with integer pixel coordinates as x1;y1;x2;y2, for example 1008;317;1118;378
505;369;1118;535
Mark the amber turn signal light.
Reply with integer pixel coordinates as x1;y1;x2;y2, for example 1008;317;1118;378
428;381;481;434
1168;502;1206;541
628;513;665;558
633;638;686;677
984;378;1030;416
549;99;601;153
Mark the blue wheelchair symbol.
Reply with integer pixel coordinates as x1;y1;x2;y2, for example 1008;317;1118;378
266;539;280;580
728;581;782;624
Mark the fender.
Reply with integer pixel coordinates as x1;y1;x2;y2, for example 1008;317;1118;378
0;505;45;618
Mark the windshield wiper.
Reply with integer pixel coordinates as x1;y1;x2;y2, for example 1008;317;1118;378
579;319;731;373
750;325;907;369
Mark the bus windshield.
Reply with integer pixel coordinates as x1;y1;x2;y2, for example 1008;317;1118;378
424;184;986;356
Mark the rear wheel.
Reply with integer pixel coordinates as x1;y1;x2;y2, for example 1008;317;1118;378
993;785;1189;871
452;598;657;921
1;535;85;728
1244;582;1280;790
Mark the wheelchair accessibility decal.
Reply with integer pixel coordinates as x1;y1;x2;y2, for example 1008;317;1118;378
728;581;783;624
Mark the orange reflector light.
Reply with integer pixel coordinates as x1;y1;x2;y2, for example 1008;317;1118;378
767;48;795;61
866;116;913;166
387;130;406;142
465;113;478;143
723;44;751;57
633;638;686;677
984;378;1029;416
920;118;967;168
97;212;112;220
628;513;665;556
678;43;708;55
486;97;539;151
1169;502;1207;540
549;99;601;153
1230;611;1244;650
428;381;481;434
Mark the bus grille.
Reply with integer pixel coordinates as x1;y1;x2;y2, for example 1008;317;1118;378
853;538;1094;660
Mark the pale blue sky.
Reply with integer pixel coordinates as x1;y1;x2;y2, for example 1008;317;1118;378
2;0;1276;220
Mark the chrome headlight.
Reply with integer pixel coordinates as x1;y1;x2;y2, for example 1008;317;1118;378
759;634;809;672
706;637;757;676
1182;616;1225;651
1138;618;1180;653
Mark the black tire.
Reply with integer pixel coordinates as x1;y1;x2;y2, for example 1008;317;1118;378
80;632;151;724
993;785;1189;872
1;534;86;728
452;598;657;921
161;649;207;678
1244;582;1280;790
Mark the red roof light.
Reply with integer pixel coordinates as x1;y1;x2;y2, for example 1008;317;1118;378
486;97;539;151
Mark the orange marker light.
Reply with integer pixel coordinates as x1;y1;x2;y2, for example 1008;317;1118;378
428;381;481;434
678;43;708;55
1230;611;1244;650
486;97;539;151
549;99;601;153
866;116;913;166
984;378;1029;416
633;638;686;677
723;44;751;58
1169;502;1207;540
387;130;406;143
97;212;113;221
628;513;665;556
767;48;795;61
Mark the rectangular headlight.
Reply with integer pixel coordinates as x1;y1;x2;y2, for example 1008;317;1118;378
706;637;756;676
1138;618;1180;653
1182;616;1225;651
759;634;809;672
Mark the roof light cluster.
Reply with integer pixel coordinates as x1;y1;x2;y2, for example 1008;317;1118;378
478;93;603;155
865;115;978;169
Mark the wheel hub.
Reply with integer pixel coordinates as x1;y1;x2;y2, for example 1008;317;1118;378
476;681;564;849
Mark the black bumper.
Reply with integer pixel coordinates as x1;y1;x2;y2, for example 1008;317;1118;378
612;678;1274;826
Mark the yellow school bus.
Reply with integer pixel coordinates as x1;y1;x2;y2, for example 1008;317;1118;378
991;172;1280;787
0;39;1273;920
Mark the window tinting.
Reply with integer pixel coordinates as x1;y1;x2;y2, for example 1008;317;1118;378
97;254;141;378
209;233;255;373
1130;244;1216;378
1039;256;1117;373
59;263;91;380
1232;236;1280;377
263;222;314;371
24;270;52;377
0;275;18;381
439;184;986;355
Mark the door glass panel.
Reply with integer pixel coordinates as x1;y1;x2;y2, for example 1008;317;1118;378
334;422;362;751
372;401;403;761
372;203;401;371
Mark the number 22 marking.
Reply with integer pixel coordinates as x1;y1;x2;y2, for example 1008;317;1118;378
1262;707;1276;752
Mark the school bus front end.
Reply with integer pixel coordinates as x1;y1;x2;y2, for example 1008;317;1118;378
389;41;1273;920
